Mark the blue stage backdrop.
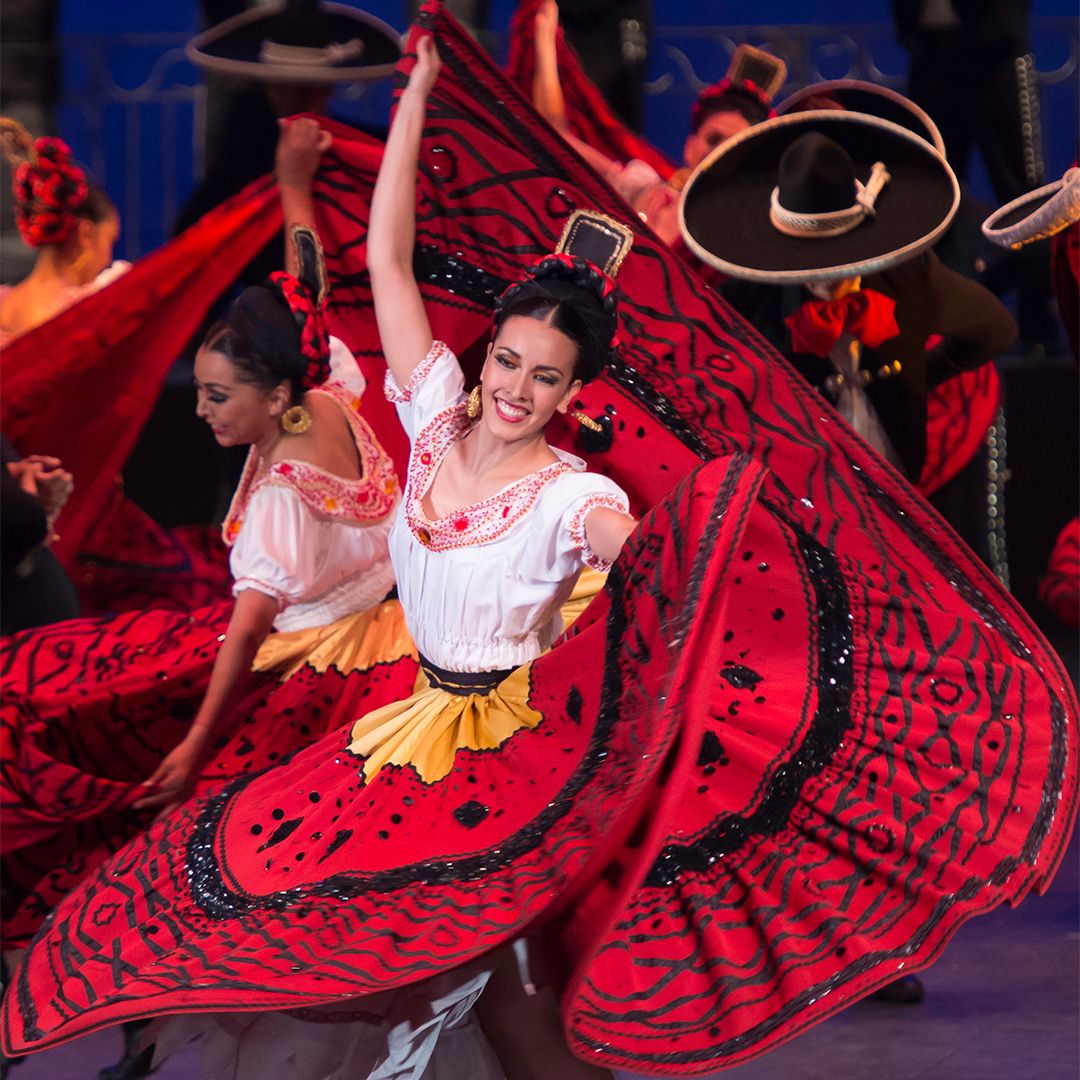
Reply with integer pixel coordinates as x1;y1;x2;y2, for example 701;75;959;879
56;1;1078;261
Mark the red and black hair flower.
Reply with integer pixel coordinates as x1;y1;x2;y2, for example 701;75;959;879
267;271;332;390
691;77;777;132
10;136;90;247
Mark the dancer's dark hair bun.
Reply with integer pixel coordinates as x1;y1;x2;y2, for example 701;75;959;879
691;79;775;132
203;286;311;405
1;118;113;248
493;254;619;385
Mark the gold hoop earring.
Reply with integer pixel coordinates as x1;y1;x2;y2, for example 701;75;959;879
466;385;482;420
573;411;603;433
281;404;313;435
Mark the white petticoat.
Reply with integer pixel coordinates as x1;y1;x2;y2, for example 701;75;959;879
150;962;505;1080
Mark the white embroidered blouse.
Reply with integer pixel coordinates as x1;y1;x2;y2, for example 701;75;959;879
385;341;630;673
226;338;399;633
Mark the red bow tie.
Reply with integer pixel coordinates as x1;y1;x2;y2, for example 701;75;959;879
785;289;900;358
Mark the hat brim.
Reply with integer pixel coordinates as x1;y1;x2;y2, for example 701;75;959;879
186;2;401;84
679;111;960;284
981;170;1080;248
776;80;945;155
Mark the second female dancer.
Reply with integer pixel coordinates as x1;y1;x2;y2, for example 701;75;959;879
0;119;415;950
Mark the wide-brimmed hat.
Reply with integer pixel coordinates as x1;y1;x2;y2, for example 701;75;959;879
776;79;944;155
982;168;1080;249
186;0;401;84
679;110;959;284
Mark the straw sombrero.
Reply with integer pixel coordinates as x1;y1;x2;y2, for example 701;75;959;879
679;110;959;284
982;168;1080;249
186;0;401;84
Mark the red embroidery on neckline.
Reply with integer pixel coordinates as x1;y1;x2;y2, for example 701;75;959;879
404;401;574;551
223;382;399;546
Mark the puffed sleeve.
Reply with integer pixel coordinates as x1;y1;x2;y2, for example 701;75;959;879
383;341;465;440
326;335;367;399
529;471;631;582
229;486;317;609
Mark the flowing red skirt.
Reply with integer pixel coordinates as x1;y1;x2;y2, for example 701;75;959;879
0;600;417;948
3;452;1074;1073
72;489;232;616
919;363;1001;495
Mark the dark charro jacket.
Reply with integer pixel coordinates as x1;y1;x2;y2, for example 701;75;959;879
722;251;1018;481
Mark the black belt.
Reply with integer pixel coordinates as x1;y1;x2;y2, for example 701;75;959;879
419;654;514;696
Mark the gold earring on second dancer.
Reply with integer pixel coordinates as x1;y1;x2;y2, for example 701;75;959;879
281;404;313;434
467;385;483;419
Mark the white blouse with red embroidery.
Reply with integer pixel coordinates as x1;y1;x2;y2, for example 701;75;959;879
226;338;399;632
385;341;630;673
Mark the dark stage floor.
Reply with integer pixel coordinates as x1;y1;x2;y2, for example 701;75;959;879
10;818;1077;1080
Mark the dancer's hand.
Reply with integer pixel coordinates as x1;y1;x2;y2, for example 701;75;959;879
536;0;560;46
7;456;73;527
27;458;73;522
276;117;332;192
405;34;441;101
134;732;208;812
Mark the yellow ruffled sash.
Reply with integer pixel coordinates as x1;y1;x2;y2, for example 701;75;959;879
251;599;416;682
347;663;538;783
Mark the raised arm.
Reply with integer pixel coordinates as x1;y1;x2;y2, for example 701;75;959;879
531;0;623;183
275;117;333;279
368;34;440;390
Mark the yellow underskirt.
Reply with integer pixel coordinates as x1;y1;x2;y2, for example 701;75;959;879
344;568;607;784
347;663;539;783
252;599;416;682
560;565;606;631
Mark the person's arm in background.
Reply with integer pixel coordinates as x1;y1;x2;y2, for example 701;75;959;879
1;465;48;574
531;0;626;184
275;116;332;278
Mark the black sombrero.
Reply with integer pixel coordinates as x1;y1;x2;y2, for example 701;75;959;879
186;0;401;84
982;168;1080;249
679;111;959;284
776;79;944;155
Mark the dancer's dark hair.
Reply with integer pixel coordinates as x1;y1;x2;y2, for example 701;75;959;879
203;287;310;405
493;255;618;384
692;87;771;132
203;227;331;403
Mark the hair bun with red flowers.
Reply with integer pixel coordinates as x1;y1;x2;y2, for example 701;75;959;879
2;119;91;248
691;77;777;132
